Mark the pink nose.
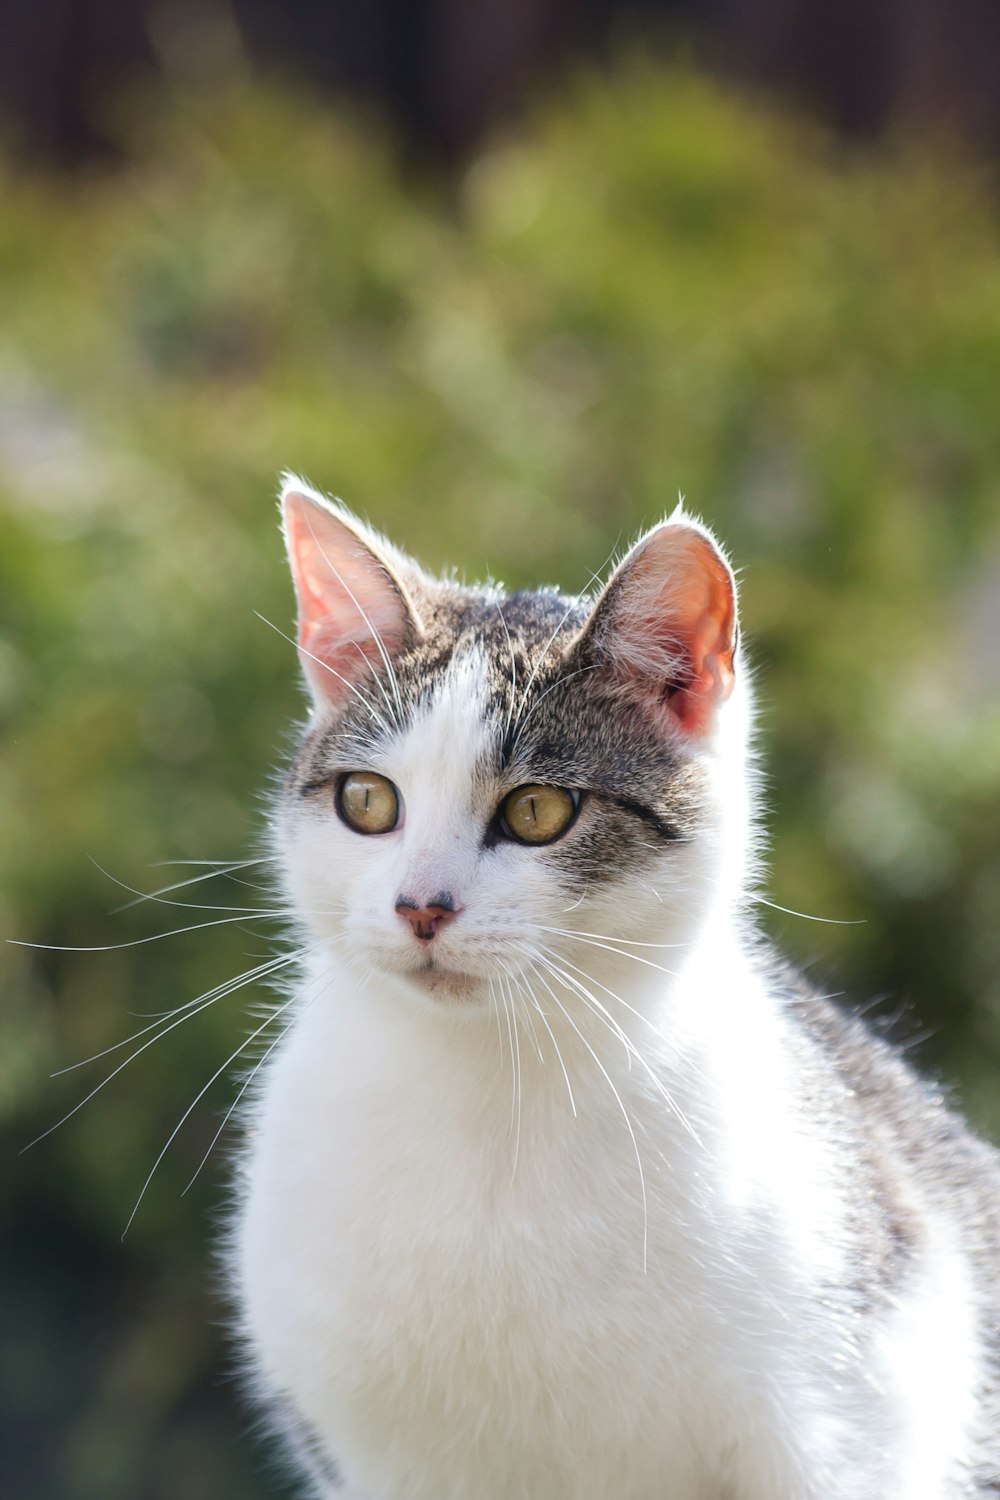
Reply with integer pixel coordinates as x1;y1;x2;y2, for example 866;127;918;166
395;897;460;942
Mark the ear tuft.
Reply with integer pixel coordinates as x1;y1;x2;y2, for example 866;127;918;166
577;516;737;740
280;479;421;712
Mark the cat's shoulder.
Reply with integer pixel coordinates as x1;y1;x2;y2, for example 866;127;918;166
761;945;1000;1203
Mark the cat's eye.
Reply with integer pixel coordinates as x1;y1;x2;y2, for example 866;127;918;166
499;785;579;846
337;772;401;835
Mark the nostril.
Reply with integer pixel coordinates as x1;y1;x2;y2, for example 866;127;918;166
394;897;461;942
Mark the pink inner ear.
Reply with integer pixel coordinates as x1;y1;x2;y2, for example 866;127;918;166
603;525;736;739
284;492;414;709
658;545;735;736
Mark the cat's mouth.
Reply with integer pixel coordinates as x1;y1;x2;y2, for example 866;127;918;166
405;957;484;1001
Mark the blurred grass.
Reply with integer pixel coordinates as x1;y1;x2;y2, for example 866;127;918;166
3;60;1000;1498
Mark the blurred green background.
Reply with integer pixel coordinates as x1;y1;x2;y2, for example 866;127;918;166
3;52;1000;1500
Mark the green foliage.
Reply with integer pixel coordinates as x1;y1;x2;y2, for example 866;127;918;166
3;62;1000;1497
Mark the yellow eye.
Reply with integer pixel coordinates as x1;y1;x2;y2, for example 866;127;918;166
499;785;579;846
337;772;400;835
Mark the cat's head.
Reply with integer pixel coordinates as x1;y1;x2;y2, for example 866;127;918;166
275;477;754;1014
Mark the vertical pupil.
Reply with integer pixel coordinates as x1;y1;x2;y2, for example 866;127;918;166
528;796;537;824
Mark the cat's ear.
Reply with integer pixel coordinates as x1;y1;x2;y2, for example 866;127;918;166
281;478;422;711
575;512;737;740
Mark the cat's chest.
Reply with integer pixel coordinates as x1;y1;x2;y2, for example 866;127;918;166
237;998;726;1497
234;984;872;1500
239;994;696;1314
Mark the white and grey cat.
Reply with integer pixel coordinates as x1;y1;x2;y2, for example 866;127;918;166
235;477;1000;1500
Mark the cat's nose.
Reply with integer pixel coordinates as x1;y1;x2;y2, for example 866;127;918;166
394;892;460;942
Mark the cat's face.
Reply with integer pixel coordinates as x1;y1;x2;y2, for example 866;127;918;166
276;480;745;1011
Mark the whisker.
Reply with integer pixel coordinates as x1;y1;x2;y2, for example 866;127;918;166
147;857;275;867
10;911;292;955
487;976;505;1069
90;859;291;915
527;957;649;1271
536;925;683;977
170;948;346;1206
112;858;274;911
539;925;685;951
498;957;543;1064
180;1018;293;1196
499;981;518;1146
530;945;700;1147
25;949;309;1148
539;948;668;1038
254;611;393;733
752;895;867;926
502;973;523;1178
178;939;352;1191
122;990;301;1237
51;950;305;1074
531;946;631;1053
509;968;577;1117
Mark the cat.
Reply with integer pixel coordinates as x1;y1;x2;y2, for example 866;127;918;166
233;476;1000;1500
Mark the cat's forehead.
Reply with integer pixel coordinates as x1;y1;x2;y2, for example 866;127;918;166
293;582;586;778
395;585;588;720
394;644;495;789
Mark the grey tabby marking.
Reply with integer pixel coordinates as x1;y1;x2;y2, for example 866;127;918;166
273;1393;344;1493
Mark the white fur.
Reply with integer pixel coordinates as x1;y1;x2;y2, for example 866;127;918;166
235;619;983;1499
